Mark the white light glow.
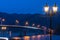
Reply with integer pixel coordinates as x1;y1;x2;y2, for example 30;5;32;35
1;27;7;30
12;37;20;39
44;6;49;12
53;6;58;13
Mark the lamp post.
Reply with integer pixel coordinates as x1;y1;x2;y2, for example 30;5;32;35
9;31;12;37
32;24;35;27
44;3;58;40
16;20;19;25
37;25;40;28
0;18;5;25
25;21;29;26
42;26;47;39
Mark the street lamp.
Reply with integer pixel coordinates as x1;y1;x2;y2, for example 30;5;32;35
1;26;7;37
9;31;12;37
52;3;58;13
42;26;47;39
44;3;49;13
44;3;58;40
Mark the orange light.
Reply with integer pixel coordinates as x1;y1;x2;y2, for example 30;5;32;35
24;36;30;40
1;27;7;30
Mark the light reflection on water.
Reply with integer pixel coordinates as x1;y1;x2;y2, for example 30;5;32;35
9;35;50;40
0;34;50;40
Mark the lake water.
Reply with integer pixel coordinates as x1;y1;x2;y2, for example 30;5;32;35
0;35;60;40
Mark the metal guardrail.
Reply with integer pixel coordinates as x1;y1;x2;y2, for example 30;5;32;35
0;25;44;30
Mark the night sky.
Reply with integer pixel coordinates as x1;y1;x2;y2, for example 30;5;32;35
0;0;60;14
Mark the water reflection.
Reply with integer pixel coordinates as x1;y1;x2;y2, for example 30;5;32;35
6;35;50;40
31;36;36;40
37;35;41;40
24;36;30;40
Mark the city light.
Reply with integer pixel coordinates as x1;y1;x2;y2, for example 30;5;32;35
32;24;35;27
2;19;5;21
1;26;7;30
12;37;20;40
24;36;30;40
37;35;41;38
25;21;29;26
0;18;5;25
16;20;19;24
37;35;41;40
37;25;40;28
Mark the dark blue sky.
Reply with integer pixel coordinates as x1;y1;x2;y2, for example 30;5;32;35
0;0;60;14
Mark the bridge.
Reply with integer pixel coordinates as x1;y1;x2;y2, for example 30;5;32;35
0;25;43;30
0;25;49;37
0;25;51;40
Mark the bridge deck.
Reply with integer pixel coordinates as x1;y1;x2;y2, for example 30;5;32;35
0;25;45;37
